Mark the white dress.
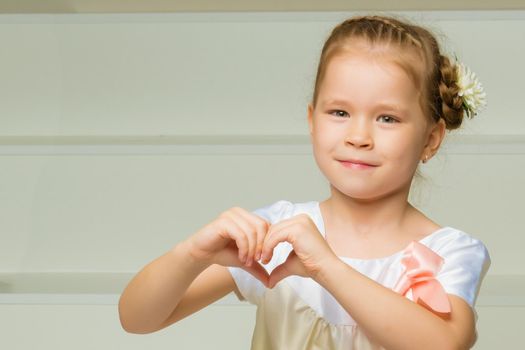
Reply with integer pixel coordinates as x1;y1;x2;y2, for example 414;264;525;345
228;200;491;350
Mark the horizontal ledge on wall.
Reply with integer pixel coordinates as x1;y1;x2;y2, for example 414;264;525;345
0;272;244;306
1;134;525;155
0;273;522;306
0;293;244;306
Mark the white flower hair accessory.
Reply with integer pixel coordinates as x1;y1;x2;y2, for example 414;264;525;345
455;61;487;118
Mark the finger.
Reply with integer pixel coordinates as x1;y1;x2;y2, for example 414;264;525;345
261;220;296;264
219;216;250;264
215;242;246;267
233;207;271;262
229;208;259;266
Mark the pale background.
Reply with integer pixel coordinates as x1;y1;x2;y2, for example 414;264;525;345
0;2;524;349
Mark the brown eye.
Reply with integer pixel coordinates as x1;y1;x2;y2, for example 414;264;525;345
378;115;398;123
330;110;348;118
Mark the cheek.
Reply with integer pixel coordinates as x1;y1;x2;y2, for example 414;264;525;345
311;130;339;175
312;139;332;169
379;132;423;166
312;125;336;152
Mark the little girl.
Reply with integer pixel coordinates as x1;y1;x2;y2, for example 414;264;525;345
119;14;491;349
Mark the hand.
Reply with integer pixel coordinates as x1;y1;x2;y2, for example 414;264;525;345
184;207;271;287
261;213;338;288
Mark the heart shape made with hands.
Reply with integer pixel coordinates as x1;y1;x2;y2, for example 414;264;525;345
237;213;334;289
234;213;331;289
239;249;305;289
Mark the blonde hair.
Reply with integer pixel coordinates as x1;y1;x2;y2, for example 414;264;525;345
312;15;466;130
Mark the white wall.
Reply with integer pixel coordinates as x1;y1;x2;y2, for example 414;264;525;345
1;10;524;349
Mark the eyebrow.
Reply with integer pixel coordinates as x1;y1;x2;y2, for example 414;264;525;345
375;102;408;113
322;99;408;113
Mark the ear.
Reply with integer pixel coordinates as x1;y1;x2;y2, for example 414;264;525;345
307;103;314;136
421;118;446;162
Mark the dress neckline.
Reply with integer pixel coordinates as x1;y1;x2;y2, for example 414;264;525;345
313;201;451;263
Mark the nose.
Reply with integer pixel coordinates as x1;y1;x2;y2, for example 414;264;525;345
345;118;373;149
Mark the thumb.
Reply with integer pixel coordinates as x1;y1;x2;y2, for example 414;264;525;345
242;263;270;288
268;251;303;288
213;246;270;288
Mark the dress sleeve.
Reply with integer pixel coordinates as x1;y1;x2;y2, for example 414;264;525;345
228;200;293;305
435;231;491;308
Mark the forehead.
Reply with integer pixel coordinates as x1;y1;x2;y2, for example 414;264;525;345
318;48;426;109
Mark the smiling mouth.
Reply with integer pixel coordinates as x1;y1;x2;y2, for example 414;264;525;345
338;160;378;169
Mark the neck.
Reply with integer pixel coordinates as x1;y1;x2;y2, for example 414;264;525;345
321;183;415;238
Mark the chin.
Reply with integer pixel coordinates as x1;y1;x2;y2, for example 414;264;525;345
332;181;403;202
346;192;384;202
332;185;381;201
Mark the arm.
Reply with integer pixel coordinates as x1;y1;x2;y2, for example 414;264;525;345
316;257;475;350
118;207;271;334
118;242;236;334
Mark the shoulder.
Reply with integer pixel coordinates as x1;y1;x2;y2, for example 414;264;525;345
426;227;491;264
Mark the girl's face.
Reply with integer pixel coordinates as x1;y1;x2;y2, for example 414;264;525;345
308;50;443;201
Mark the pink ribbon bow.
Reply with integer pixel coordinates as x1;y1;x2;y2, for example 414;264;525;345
393;241;451;314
